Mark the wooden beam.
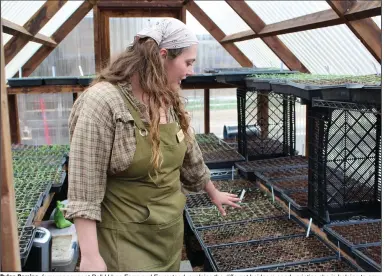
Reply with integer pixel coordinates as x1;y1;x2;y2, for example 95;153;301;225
102;8;180;17
327;0;381;63
94;6;110;72
185;0;252;67
7;85;85;95
180;5;187;24
98;0;183;8
226;0;309;73
1;25;21;272
204;88;210;134
4;1;66;65
2;18;57;48
8;95;20;144
221;1;381;44
17;1;95;77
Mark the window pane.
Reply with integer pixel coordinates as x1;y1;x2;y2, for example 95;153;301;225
1;1;46;26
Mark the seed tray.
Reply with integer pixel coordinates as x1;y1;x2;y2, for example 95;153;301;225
186;200;286;229
210;168;239;181
280;189;309;217
199;141;234;153
235;156;307;179
212;179;256;192
352;244;382;272
207;235;336;271
18;226;37;267
259;257;361;272
196;216;306;247
323;219;382;255
195;133;221;145
15;191;44;210
260;175;307;196
202;149;245;169
43;77;78;85
8;78;43;87
186;188;272;209
16;207;36;229
255;167;308;186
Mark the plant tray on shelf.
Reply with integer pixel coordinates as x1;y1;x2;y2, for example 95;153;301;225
78;76;95;86
323;219;382;255
210;168;239;181
212;178;256;192
43;77;78;85
255;167;308;183
280;189;309;217
235;156;307;179
207;235;336;271
186;200;285;229
258;257;361;272
186;188;273;209
202;150;245;169
196;216;306;247
19;226;37;267
7;77;43;87
16;207;36;230
195;133;222;145
352;244;382;272
266;176;308;194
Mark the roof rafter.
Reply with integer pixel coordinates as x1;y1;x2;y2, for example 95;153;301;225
185;0;252;67
226;0;309;73
4;0;67;65
327;0;381;63
97;0;183;8
2;18;57;47
221;1;381;44
15;1;97;77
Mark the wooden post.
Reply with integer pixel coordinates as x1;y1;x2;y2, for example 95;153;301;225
1;24;21;272
94;6;110;72
7;95;21;144
204;88;210;134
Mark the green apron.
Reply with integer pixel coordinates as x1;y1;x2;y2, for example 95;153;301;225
97;88;187;271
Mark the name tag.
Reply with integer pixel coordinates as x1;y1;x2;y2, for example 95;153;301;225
176;129;185;143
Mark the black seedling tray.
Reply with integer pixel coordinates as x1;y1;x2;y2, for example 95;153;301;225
210;168;239;181
50;170;67;193
255;166;308;185
43;77;78;85
206;234;337;272
352;243;382;272
203;150;245;169
212;178;256;192
195;133;221;145
323;219;382;255
19;226;36;267
258;257;362;272
280;189;309;218
17;207;36;229
78;77;94;86
271;81;381;104
196;215;307;248
235;156;307;180
7;78;43;87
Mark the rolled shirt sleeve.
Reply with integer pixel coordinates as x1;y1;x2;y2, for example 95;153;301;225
66;88;115;222
180;137;211;193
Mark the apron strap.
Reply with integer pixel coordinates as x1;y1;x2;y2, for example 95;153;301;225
115;84;148;131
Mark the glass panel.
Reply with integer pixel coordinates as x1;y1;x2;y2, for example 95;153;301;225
39;1;84;36
372;16;381;29
245;0;330;25
235;39;288;69
17;93;72;145
296;102;306;155
187;12;240;72
6;42;42;79
182;89;204;134
195;0;250;35
278;24;381;75
3;33;13;45
32;11;95;77
1;1;46;26
109;18;165;57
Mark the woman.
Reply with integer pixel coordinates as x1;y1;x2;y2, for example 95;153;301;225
66;18;241;272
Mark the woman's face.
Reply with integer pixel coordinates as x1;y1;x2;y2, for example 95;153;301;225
163;44;197;89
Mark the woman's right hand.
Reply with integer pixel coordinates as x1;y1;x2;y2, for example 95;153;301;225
80;253;107;271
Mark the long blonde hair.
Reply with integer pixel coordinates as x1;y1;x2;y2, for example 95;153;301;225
93;37;191;171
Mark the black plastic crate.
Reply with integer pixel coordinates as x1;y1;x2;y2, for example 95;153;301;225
207;235;336;271
258;257;361;272
352;244;382;272
18;226;37;267
323;219;381;255
237;88;296;161
235;156;307;179
308;105;381;224
185;200;285;229
196;216;306;247
8;78;43;87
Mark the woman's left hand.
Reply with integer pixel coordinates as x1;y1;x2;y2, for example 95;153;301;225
204;181;241;216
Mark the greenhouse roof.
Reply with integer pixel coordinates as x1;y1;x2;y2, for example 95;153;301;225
1;0;381;78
